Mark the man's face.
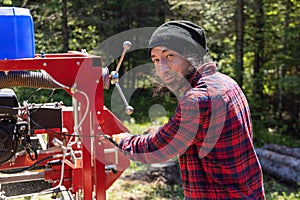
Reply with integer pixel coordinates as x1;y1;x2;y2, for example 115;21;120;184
151;46;194;92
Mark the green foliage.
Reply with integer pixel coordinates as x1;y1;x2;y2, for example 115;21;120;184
104;87;177;124
253;125;300;148
1;0;299;140
276;75;300;94
2;0;300;151
12;87;72;106
264;174;300;200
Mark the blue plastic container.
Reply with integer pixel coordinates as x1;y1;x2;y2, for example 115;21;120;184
0;7;35;59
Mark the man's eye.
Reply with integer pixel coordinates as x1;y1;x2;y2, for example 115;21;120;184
152;59;159;64
166;54;173;58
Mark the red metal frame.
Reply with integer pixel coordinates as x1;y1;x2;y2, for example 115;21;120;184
0;52;130;199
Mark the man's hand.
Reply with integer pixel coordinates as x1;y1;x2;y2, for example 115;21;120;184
143;125;161;135
111;132;131;145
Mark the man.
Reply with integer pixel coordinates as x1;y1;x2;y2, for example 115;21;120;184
112;20;265;199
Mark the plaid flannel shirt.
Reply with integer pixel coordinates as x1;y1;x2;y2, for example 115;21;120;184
119;62;265;199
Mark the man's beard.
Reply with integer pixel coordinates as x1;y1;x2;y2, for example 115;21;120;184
152;67;196;98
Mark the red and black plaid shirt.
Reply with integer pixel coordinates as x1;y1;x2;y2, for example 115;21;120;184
119;62;265;199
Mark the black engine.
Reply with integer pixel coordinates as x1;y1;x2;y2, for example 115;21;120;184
0;88;62;165
0;88;21;164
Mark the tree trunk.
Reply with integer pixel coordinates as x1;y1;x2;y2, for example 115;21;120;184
253;0;264;100
62;0;69;52
235;0;244;87
277;0;291;125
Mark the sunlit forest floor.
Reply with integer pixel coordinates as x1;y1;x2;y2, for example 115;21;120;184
107;161;300;200
106;121;300;200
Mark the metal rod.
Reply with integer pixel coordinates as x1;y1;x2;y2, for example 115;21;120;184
72;97;79;143
115;49;127;74
115;83;129;107
115;41;132;73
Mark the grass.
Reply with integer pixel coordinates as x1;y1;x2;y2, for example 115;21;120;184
264;174;300;200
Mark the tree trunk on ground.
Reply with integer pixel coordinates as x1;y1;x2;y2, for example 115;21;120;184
262;143;300;159
258;154;300;183
256;149;300;172
256;144;300;184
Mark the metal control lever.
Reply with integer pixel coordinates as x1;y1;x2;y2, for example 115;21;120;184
110;41;134;115
115;41;132;74
115;83;134;115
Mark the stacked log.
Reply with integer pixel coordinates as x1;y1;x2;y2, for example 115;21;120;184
256;144;300;184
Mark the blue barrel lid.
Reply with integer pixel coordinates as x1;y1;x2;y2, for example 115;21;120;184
0;6;35;59
0;7;31;16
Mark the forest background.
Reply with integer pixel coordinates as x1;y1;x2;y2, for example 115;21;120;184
0;0;299;199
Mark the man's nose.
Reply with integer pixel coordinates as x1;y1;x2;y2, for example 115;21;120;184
156;61;170;73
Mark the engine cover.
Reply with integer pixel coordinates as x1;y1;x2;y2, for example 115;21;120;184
0;88;18;122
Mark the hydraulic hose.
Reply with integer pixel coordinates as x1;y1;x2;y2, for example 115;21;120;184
0;71;63;89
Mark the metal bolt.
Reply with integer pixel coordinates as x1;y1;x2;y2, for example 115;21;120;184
43;62;47;67
76;61;80;65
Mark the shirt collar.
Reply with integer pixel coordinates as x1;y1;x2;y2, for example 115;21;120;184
190;62;217;87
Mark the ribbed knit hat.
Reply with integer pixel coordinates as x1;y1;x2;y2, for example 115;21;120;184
149;20;209;59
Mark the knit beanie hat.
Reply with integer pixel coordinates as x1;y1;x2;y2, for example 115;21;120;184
148;20;209;59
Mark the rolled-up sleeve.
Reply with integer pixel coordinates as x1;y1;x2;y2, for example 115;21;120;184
119;96;203;163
